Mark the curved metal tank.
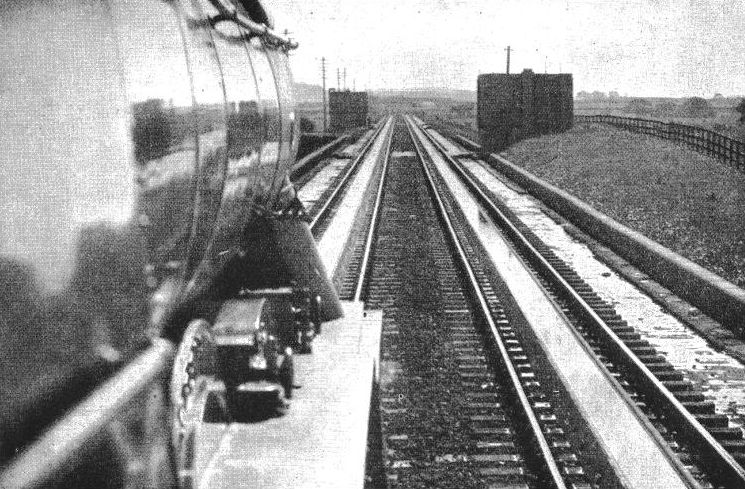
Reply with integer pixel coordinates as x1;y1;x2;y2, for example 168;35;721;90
0;0;341;465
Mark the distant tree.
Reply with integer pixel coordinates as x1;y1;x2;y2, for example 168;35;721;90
608;91;620;99
652;101;678;118
736;99;745;124
590;91;607;100
623;98;652;115
679;97;715;118
576;91;590;100
713;93;724;99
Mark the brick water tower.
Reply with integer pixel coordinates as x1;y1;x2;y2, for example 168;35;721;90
477;69;573;152
329;89;369;133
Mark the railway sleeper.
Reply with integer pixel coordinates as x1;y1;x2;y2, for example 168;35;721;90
598;313;624;323
661;380;694;391
694;413;730;428
476;440;516;451
571;285;594;294
608;325;636;335
627;345;658;356
466;392;500;401
614;331;643;341
718;439;745;455
556;269;579;279
707;427;744;440
562;465;588;479
733;453;745;466
603;318;629;328
557;453;579;465
636;354;670;364
679;400;716;414
544;426;565;437
589;306;617;315
654;371;685;382
561;272;584;282
644;362;676;373
468;402;502;410
570;483;594;489
581;295;605;303
622;338;652;348
470;453;523;465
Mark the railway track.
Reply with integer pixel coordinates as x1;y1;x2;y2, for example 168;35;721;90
168;114;745;488
335;117;590;488
297;121;383;228
285;115;745;488
8;112;743;487
408;116;745;488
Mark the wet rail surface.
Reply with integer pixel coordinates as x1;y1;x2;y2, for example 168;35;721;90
416;117;745;488
353;118;586;488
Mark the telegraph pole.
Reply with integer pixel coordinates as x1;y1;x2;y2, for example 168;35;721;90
505;45;511;74
321;57;327;132
343;68;347;90
337;68;340;90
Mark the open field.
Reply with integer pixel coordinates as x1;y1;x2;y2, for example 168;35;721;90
501;122;745;287
575;97;745;143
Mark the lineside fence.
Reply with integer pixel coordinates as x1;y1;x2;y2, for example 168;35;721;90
576;115;745;172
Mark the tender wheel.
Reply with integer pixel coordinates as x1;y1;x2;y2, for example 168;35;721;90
170;319;213;471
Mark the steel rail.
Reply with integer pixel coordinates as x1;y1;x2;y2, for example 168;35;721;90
414;117;745;488
0;339;176;489
308;117;390;231
404;116;568;489
353;119;394;302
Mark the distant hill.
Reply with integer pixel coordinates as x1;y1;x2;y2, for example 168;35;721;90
371;88;476;102
293;84;477;104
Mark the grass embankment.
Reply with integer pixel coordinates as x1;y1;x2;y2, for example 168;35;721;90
501;122;745;287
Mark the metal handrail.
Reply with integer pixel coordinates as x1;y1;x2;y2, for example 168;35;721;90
0;339;176;489
0;121;388;487
0;2;296;486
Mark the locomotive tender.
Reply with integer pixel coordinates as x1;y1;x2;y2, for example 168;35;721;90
0;0;341;485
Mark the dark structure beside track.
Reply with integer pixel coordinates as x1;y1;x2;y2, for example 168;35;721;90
477;70;573;152
329;89;369;133
297;132;338;160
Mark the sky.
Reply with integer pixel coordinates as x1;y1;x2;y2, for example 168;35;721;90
266;0;745;97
